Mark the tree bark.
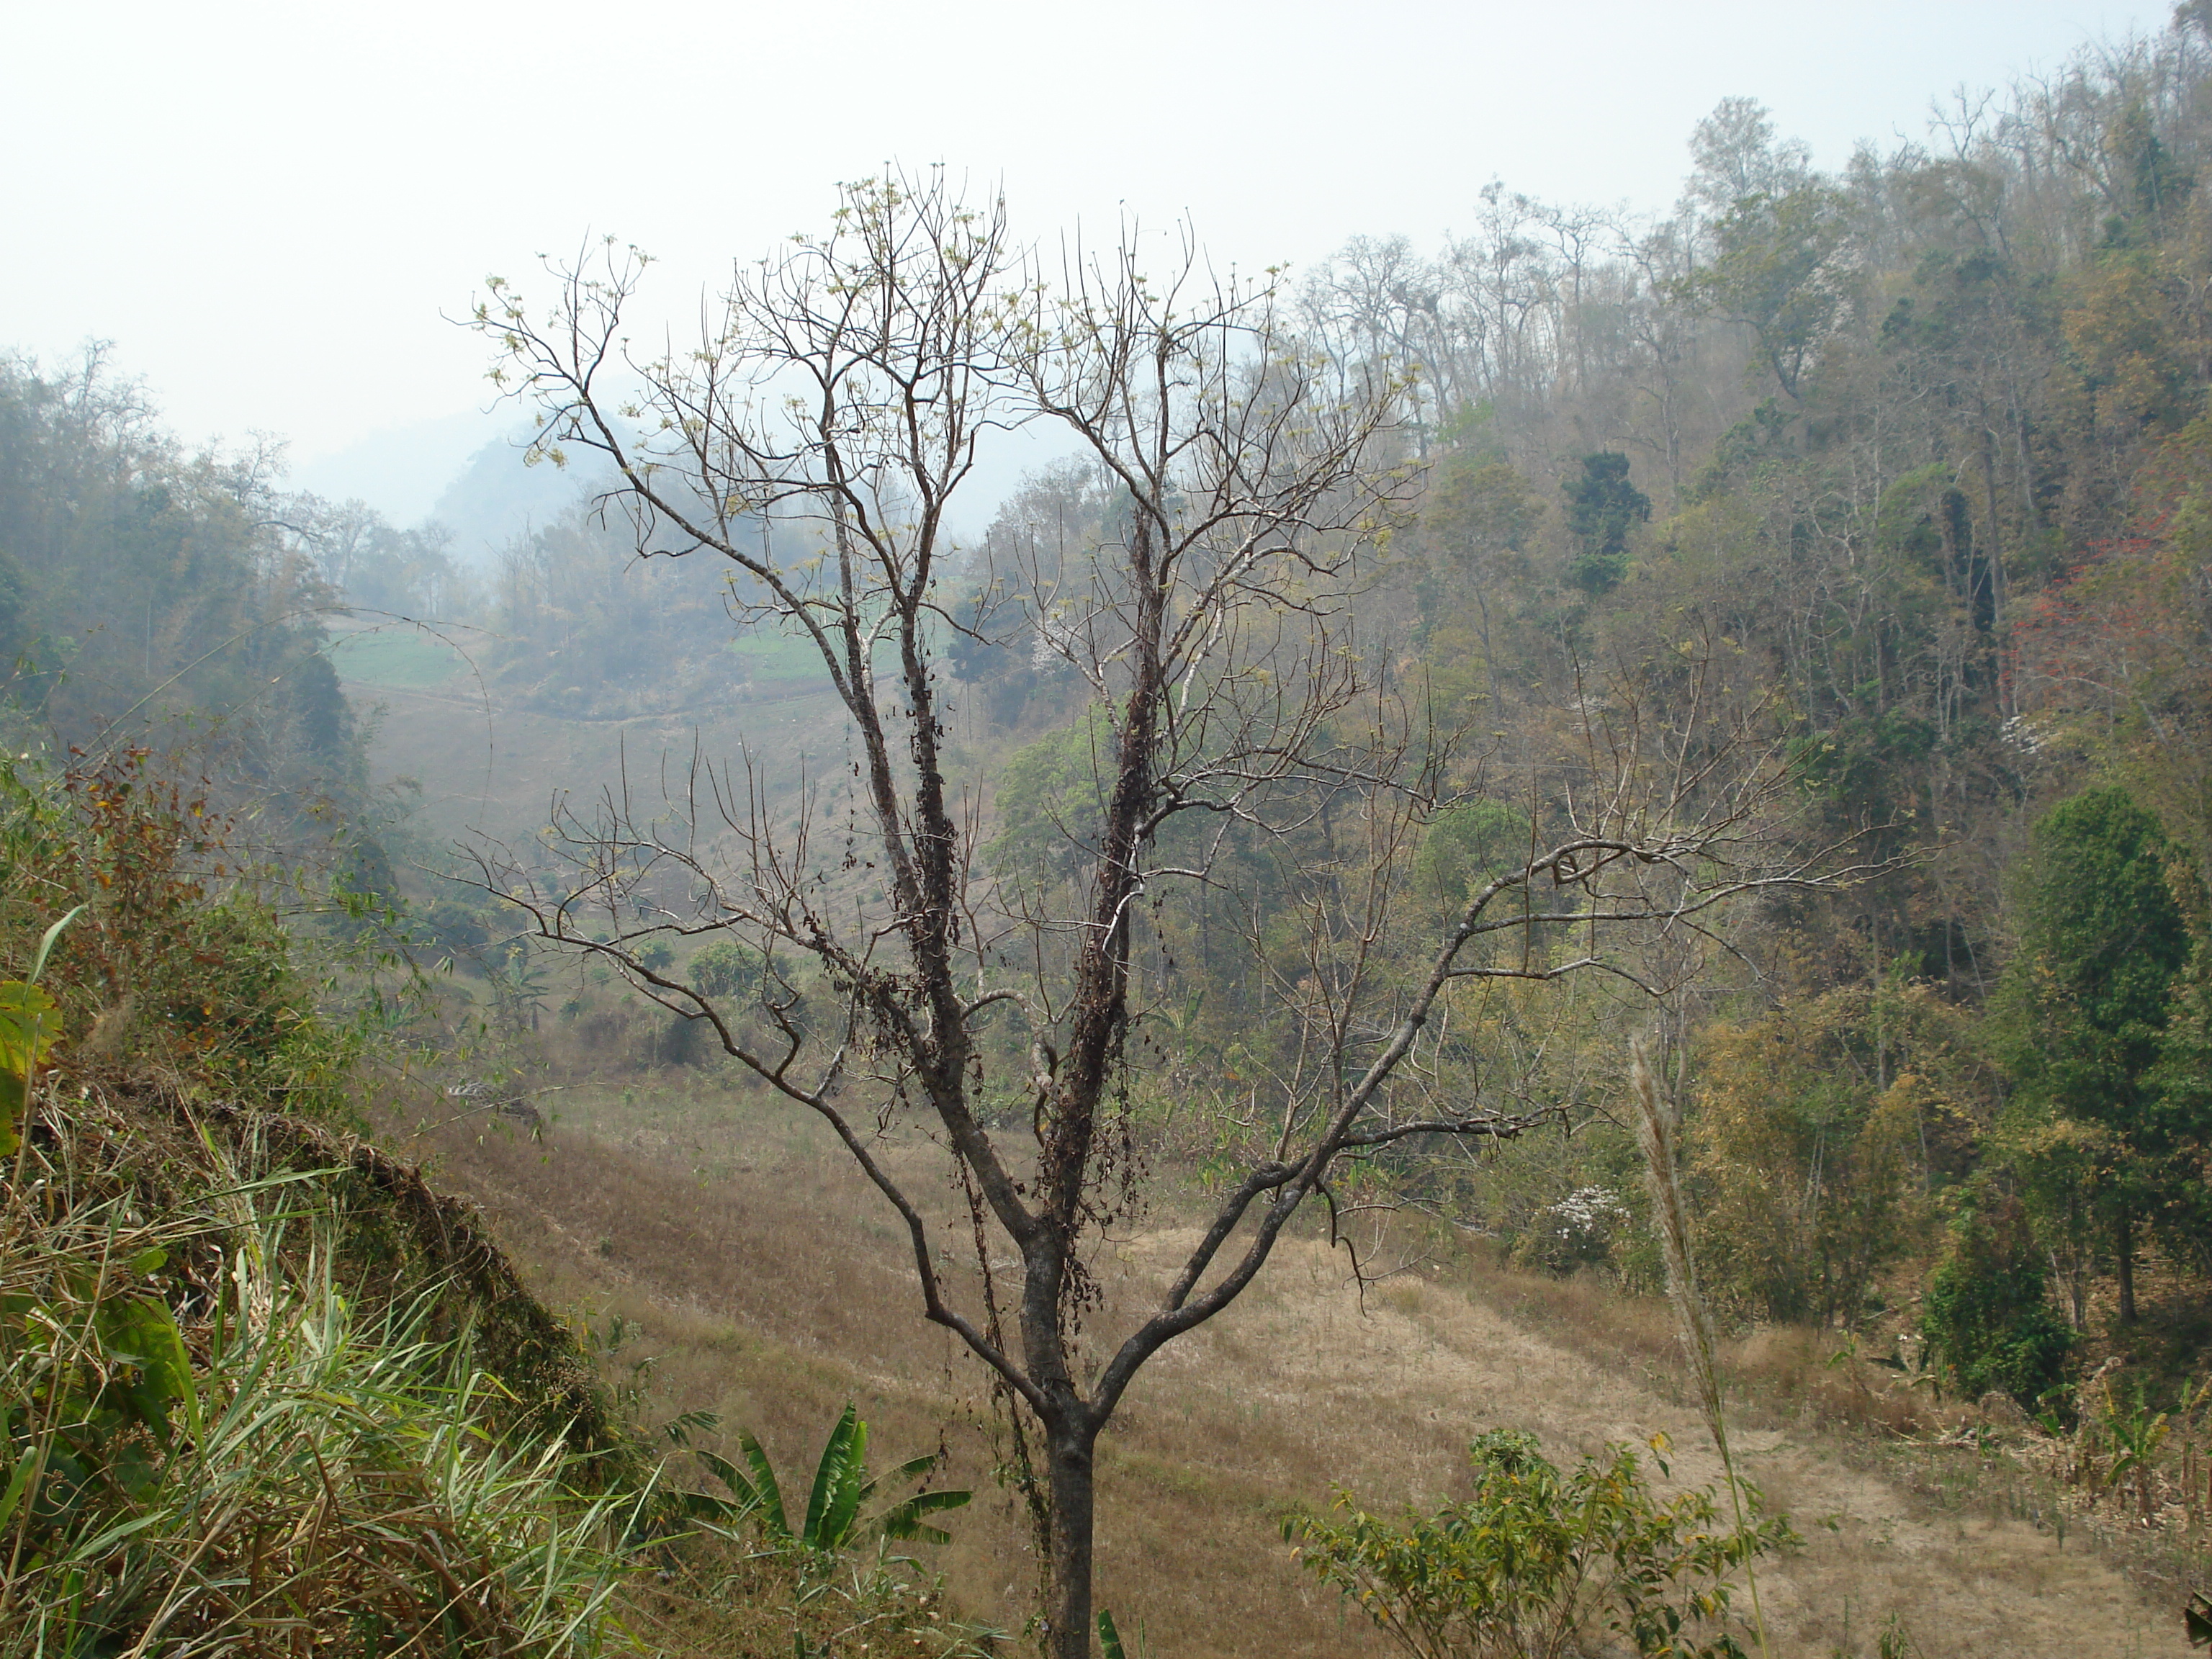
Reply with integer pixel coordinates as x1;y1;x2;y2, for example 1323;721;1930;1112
1046;1419;1100;1659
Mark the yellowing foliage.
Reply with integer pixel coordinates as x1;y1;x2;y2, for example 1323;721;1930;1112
1688;984;1987;1326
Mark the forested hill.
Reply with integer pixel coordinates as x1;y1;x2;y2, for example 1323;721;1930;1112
1346;36;2212;1354
1292;59;2212;974
0;352;389;866
920;29;2212;1375
944;43;2212;975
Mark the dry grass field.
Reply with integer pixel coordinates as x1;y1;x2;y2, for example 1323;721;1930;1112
340;639;1011;848
386;1076;2198;1658
346;677;842;846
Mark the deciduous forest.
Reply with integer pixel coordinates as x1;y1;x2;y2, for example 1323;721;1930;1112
9;14;2212;1658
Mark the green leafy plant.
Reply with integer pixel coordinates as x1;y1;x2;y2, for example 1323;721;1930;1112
2072;1375;2191;1518
1096;1606;1154;1659
0;907;78;1159
1286;1429;1795;1659
0;907;213;1592
1919;1198;2077;1409
691;1403;971;1555
1;1243;201;1552
0;983;57;1161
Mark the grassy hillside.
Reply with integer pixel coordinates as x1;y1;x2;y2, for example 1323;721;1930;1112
0;750;991;1658
405;1075;2196;1658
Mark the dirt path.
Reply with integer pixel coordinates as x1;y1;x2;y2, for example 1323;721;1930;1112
1102;1228;2185;1658
423;1109;2190;1657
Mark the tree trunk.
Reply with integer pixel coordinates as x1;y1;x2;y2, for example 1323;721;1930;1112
1046;1422;1100;1659
2116;1209;2138;1323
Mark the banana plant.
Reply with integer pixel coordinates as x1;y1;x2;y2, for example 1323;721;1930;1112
2097;1380;2175;1518
1098;1609;1146;1659
690;1403;970;1551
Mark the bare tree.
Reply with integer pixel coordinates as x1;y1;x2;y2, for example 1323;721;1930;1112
1297;233;1454;448
470;172;1852;1659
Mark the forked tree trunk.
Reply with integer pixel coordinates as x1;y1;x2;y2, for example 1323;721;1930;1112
1046;1422;1100;1659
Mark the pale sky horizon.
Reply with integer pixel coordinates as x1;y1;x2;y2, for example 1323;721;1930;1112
3;0;2171;503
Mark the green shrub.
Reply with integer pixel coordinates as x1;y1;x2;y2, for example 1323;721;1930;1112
1920;1200;2077;1408
420;892;503;956
1286;1428;1793;1659
0;750;361;1115
689;937;763;1001
1412;799;1533;910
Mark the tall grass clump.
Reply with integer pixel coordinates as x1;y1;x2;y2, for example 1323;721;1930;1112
0;1096;647;1659
1628;1036;1773;1659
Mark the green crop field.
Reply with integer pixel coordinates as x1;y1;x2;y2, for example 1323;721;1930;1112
327;626;471;689
727;629;836;693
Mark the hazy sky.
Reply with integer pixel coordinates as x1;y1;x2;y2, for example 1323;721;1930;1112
4;0;2168;477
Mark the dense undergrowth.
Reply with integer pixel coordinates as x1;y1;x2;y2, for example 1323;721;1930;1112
0;1087;639;1656
0;1079;994;1658
0;737;632;1652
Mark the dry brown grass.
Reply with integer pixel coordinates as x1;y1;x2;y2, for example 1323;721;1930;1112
396;1082;2199;1658
349;673;842;848
621;1531;994;1659
1444;1254;1935;1442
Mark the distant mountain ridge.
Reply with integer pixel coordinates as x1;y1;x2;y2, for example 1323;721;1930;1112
290;410;595;567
